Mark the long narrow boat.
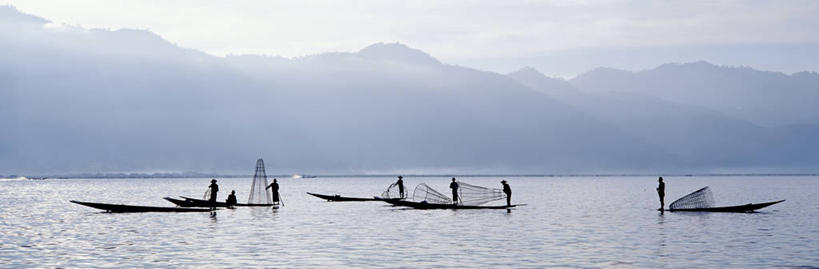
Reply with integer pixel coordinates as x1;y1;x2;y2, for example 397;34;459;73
164;196;275;207
306;192;389;202
71;200;212;213
667;200;785;212
384;199;522;210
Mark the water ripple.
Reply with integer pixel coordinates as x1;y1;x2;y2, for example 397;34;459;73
0;176;817;267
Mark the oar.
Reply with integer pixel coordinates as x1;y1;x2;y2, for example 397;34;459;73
278;194;285;207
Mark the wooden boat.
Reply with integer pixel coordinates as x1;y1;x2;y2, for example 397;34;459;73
164;196;276;207
384;199;522;210
71;200;212;213
306;192;397;202
667;200;785;212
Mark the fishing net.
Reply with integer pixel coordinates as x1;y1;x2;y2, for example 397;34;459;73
247;158;272;204
411;182;506;205
669;186;715;210
412;184;452;204
381;182;408;199
457;181;506;205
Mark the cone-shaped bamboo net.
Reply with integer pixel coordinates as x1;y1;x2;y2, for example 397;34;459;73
247;158;272;204
411;182;505;205
412;184;452;204
669;186;715;210
457;181;506;205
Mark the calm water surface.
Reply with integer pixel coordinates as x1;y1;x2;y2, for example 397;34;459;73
1;176;817;268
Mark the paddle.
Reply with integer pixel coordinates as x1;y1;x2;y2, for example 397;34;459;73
278;193;285;207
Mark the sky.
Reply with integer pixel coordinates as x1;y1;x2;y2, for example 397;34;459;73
3;0;819;77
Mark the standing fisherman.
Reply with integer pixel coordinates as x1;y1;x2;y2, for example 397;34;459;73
208;179;219;210
396;176;405;199
501;180;512;207
266;178;280;205
449;178;459;204
657;177;665;211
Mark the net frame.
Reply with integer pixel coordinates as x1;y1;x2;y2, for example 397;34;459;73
247;158;272;204
410;182;506;205
457;181;506;205
669;186;715;210
412;183;452;204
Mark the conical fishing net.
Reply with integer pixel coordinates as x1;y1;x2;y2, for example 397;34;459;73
247;158;272;204
412;184;452;204
411;182;506;205
457;181;506;205
381;182;407;199
669;186;715;210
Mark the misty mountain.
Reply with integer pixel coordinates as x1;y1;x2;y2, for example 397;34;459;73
1;6;817;174
1;7;675;174
570;61;819;127
507;67;576;96
510;67;819;171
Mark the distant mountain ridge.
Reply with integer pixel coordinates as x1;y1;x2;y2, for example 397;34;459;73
358;42;441;65
570;61;819;127
1;6;817;174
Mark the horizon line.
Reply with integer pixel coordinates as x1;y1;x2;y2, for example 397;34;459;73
9;172;819;179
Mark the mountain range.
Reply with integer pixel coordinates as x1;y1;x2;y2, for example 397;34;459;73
1;6;817;175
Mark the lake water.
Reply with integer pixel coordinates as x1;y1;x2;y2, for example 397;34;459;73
1;176;816;268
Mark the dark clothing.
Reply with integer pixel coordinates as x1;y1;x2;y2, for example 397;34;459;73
208;183;219;202
657;181;665;209
502;183;512;206
397;179;405;198
657;182;665;197
226;194;237;206
450;182;459;203
267;182;280;203
208;182;219;209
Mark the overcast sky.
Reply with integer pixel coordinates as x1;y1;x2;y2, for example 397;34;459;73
4;0;819;77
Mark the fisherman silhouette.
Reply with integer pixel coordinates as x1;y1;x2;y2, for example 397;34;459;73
226;190;237;207
397;176;405;199
657;177;665;211
449;178;459;204
501;180;512;206
208;179;219;210
266;178;280;204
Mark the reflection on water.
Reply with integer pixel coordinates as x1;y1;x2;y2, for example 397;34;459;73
210;211;218;223
0;176;817;267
